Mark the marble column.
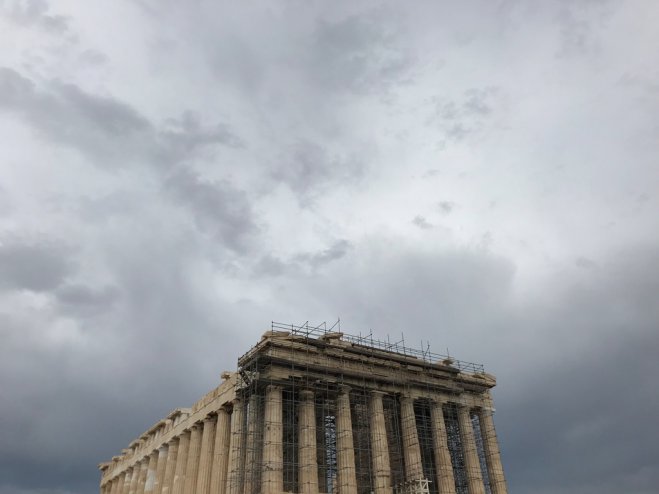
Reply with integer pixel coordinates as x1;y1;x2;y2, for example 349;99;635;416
106;478;114;494
227;398;245;494
122;469;133;494
144;451;159;493
336;385;358;494
184;424;203;493
478;408;507;494
113;473;125;494
129;463;141;494
262;384;283;494
457;406;485;494
243;394;260;494
136;458;149;494
400;395;424;481
161;438;179;494
153;445;168;493
123;471;131;494
197;416;217;494
430;400;455;494
171;431;191;494
370;391;392;494
299;389;319;494
210;407;232;494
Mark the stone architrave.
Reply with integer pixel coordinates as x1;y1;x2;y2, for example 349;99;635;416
478;407;507;494
184;424;203;493
400;395;424;481
261;385;283;494
171;431;191;494
161;438;179;494
209;408;232;494
197;416;218;494
458;406;485;494
336;385;358;494
430;400;456;494
298;389;319;494
370;391;392;494
227;398;245;494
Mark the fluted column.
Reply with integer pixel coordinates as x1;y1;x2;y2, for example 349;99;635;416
129;463;141;494
336;385;358;494
113;473;125;494
262;384;283;494
227;398;245;494
430;400;455;494
153;445;168;493
122;469;133;494
136;458;149;494
184;424;203;493
144;451;159;493
299;389;319;494
478;408;507;494
370;391;391;494
122;471;131;494
400;395;424;481
243;394;260;494
458;406;485;494
161;438;179;494
210;407;232;494
171;431;191;494
197;416;217;494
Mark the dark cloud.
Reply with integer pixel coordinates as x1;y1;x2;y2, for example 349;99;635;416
411;215;433;230
437;201;455;214
575;256;598;269
0;68;153;166
272;140;366;205
428;86;503;143
254;240;352;278
0;238;73;292
55;283;120;316
293;239;352;270
497;246;659;494
3;0;71;35
164;169;258;252
308;10;414;95
0;69;242;170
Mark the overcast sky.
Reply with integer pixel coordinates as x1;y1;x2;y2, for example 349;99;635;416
1;1;658;493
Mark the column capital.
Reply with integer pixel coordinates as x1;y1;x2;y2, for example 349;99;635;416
266;384;282;392
338;384;351;394
203;414;216;424
430;396;449;406
299;389;314;400
399;393;415;403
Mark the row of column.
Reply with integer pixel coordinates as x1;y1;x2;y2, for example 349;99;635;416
103;387;506;494
256;384;506;494
102;406;233;494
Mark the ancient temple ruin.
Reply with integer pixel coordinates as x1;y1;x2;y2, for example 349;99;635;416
99;322;507;494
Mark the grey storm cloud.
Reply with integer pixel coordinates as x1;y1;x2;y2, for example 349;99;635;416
0;238;73;292
308;10;414;95
2;0;71;35
164;168;259;252
272;140;367;204
0;68;242;170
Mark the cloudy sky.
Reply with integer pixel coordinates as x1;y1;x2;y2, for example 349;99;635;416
1;1;658;493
